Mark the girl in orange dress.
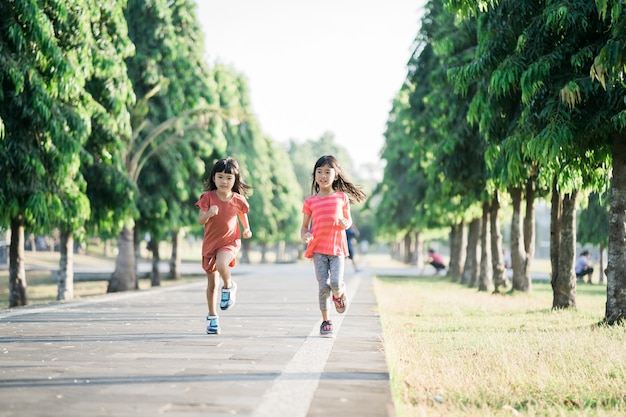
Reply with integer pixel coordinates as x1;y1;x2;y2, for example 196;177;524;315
196;157;252;335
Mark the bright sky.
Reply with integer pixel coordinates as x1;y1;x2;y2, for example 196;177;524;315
195;1;426;174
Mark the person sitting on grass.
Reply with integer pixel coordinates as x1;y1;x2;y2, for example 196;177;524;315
427;249;446;275
575;250;594;284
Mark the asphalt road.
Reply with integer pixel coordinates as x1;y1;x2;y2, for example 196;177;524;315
0;260;395;417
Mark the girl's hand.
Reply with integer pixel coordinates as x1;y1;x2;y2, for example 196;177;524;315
337;218;350;229
208;205;219;217
243;229;252;239
302;232;313;243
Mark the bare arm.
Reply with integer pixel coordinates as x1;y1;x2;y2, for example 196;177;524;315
338;199;352;229
338;216;352;230
238;212;252;238
198;205;218;225
301;213;313;243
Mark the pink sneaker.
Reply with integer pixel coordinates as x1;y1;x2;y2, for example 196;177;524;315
320;320;333;337
332;293;347;314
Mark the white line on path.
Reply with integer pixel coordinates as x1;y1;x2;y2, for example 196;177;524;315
252;274;363;417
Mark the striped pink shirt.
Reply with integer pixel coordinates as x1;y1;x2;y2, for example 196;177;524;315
302;192;350;258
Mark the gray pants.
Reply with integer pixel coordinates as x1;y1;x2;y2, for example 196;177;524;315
313;253;346;311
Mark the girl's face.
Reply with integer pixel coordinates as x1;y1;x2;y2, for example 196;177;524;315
214;171;236;193
315;164;336;191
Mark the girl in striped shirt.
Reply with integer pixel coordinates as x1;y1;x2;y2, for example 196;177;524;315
300;155;367;337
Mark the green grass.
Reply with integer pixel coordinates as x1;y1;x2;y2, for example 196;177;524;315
373;275;626;417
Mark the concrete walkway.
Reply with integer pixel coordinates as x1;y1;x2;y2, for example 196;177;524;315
0;260;396;417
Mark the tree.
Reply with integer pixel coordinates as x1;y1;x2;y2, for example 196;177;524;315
447;0;616;309
59;0;136;300
107;0;224;291
132;0;223;285
593;0;626;324
1;0;94;306
376;0;489;271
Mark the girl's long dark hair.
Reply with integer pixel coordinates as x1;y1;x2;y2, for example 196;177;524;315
310;155;367;204
203;157;251;197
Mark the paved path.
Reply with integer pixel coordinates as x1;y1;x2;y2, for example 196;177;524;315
0;261;395;417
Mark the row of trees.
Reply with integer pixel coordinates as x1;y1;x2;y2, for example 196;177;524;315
376;0;626;324
0;0;373;308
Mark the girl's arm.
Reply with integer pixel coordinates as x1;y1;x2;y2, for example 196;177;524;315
338;217;352;230
301;213;313;243
338;199;352;229
238;211;252;238
198;205;218;225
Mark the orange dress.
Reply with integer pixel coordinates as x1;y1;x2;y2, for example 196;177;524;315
195;190;249;273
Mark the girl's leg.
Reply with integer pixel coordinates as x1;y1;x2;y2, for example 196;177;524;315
216;250;238;310
328;255;346;297
206;271;219;316
329;255;348;314
321;309;329;322
313;253;332;315
215;250;236;289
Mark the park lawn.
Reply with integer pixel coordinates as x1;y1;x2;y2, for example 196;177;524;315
374;275;626;417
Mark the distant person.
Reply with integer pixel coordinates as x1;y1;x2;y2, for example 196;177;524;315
196;157;252;335
575;250;594;284
427;249;446;275
301;155;367;338
345;224;360;272
360;239;369;256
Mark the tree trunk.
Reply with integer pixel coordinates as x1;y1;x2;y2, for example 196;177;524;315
394;241;403;262
133;227;141;290
510;187;524;287
410;233;418;266
241;239;250;263
9;216;27;307
390;241;399;261
169;229;181;280
414;231;424;268
276;240;286;262
104;239;112;257
553;191;578;309
510;187;528;292
523;179;536;291
403;232;412;264
449;221;466;282
260;242;267;263
605;134;626;324
550;176;562;287
490;192;509;292
27;234;36;253
478;201;493;292
57;229;74;300
462;217;481;287
107;227;136;293
598;243;605;284
151;238;161;287
134;227;142;261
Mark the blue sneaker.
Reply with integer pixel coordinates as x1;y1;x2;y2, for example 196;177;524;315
206;315;220;335
220;281;237;310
